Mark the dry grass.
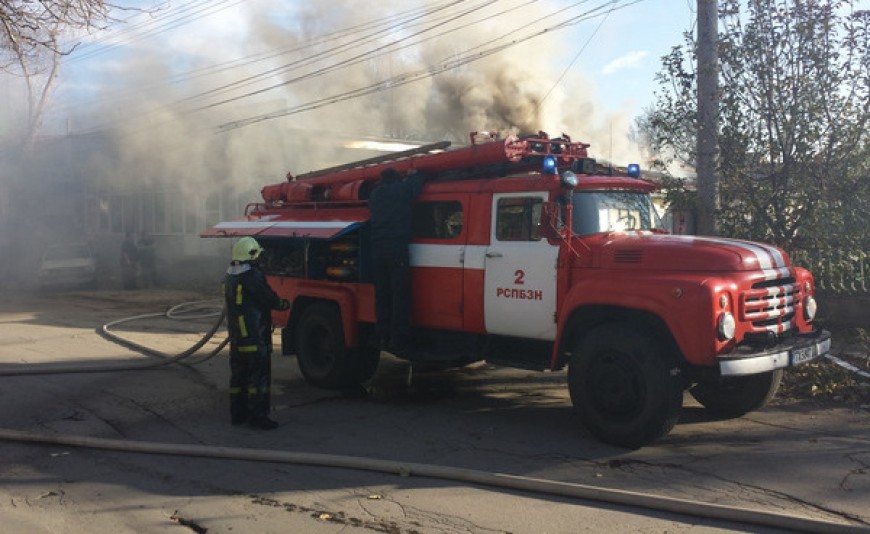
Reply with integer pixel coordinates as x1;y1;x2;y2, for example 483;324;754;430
780;327;870;406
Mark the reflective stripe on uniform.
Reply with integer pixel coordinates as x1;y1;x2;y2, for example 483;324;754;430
238;345;258;352
229;386;243;394
238;316;248;337
236;284;243;305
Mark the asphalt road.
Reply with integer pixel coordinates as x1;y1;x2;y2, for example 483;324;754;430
0;289;868;534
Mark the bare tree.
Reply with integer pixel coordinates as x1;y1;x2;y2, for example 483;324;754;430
1;1;122;147
0;1;116;60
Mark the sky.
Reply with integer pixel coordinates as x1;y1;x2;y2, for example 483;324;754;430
7;0;866;192
39;0;696;165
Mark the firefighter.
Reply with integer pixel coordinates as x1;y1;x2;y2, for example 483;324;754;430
368;167;426;355
138;232;157;288
120;232;139;290
223;236;289;430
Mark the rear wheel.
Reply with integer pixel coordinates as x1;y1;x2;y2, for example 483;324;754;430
295;302;378;389
690;370;782;418
568;324;683;449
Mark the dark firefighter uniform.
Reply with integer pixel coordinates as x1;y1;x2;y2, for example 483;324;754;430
223;236;288;430
368;167;426;354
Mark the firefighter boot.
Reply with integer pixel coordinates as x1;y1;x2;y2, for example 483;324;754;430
247;393;278;430
229;392;248;426
248;416;279;430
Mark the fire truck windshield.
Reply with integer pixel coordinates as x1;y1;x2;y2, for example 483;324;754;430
571;190;665;235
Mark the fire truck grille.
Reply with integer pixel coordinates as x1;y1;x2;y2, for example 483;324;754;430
740;277;799;333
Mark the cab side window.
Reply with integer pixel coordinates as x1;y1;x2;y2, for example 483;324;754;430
496;197;542;241
412;201;464;239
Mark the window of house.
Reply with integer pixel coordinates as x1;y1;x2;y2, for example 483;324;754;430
97;195;110;233
204;191;222;230
153;192;166;234
412;201;464;239
185;199;202;236
121;194;138;234
141;192;154;234
110;195;123;233
167;192;184;234
496;197;543;241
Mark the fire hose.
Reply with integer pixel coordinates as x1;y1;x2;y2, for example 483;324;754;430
0;299;227;376
0;302;867;533
0;428;866;534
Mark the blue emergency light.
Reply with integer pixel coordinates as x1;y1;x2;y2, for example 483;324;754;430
627;163;640;177
542;155;558;174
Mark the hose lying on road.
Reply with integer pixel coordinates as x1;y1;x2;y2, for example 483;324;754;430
0;299;227;376
825;354;870;380
2;301;868;532
0;428;865;534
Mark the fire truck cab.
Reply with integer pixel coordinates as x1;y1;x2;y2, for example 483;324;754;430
204;131;831;448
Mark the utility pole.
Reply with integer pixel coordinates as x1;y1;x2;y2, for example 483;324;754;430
696;0;719;235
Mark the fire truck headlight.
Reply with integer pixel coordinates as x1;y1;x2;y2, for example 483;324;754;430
803;296;818;321
560;170;578;188
717;312;736;341
542;155;557;174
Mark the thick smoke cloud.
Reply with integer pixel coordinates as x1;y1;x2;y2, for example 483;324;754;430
66;0;643;195
0;0;645;290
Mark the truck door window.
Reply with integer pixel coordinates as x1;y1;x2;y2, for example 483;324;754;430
412;201;464;239
496;197;543;241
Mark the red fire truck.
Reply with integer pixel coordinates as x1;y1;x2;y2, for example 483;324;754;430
203;131;831;448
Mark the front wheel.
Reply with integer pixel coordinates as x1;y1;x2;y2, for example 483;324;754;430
295;302;378;389
690;370;782;418
568;324;683;449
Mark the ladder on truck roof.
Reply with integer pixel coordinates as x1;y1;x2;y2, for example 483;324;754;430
291;140;453;181
260;131;590;206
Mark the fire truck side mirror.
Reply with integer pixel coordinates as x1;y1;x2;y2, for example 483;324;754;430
540;201;566;241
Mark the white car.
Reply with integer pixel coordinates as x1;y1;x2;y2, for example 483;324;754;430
38;242;98;290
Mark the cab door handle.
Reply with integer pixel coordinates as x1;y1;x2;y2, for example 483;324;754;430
486;251;503;258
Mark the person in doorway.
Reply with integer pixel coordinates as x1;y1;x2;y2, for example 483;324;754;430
223;236;289;430
367;167;426;355
120;232;139;290
138;232;157;288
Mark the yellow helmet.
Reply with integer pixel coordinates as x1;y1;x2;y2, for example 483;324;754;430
231;236;263;262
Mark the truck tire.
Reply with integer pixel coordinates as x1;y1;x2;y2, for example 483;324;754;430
689;369;783;418
296;302;375;389
568;324;683;449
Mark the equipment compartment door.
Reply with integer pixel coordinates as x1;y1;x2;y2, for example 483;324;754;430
484;192;558;340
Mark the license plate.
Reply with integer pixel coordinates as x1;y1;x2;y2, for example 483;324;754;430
790;345;816;366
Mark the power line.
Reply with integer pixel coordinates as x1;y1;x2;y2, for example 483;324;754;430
191;0;510;110
69;0;509;133
55;0;469;114
540;0;625;106
63;0;245;64
182;0;485;106
71;0;638;137
217;0;640;132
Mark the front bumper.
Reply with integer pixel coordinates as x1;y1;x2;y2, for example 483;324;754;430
718;329;832;377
